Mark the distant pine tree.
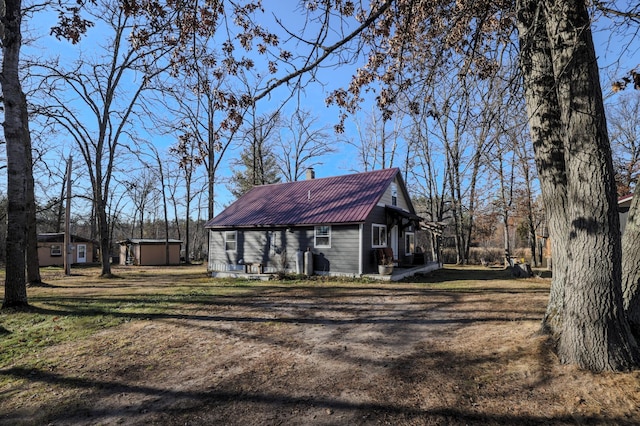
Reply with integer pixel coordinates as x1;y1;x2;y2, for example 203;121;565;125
229;144;281;198
229;112;282;198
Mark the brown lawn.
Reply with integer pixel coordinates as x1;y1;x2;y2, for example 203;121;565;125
1;264;639;425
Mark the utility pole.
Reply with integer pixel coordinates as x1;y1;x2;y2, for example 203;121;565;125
63;156;72;276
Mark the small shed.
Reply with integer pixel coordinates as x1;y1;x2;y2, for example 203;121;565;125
38;233;97;266
118;238;182;266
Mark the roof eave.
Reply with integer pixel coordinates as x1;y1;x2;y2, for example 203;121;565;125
206;221;365;230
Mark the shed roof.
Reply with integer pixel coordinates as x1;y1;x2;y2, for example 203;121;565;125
205;168;404;228
38;233;96;243
118;239;183;245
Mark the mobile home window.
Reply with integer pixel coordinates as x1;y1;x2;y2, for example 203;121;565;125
372;224;387;247
405;233;415;255
314;225;331;248
224;231;237;251
50;244;62;256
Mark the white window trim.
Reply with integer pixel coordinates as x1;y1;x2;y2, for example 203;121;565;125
372;224;387;248
224;231;237;252
405;232;415;256
314;225;331;248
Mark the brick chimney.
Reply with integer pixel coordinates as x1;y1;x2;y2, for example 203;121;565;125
306;167;315;180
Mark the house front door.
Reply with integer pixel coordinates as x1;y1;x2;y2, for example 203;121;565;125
390;226;398;262
77;244;87;263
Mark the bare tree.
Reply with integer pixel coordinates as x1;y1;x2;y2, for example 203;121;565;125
275;109;332;182
150;144;172;264
489;136;516;267
123;170;156;239
512;123;541;267
35;0;173;276
423;79;474;265
607;92;640;196
171;132;204;263
147;56;238;221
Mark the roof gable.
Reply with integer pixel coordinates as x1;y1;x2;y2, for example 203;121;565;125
206;168;404;228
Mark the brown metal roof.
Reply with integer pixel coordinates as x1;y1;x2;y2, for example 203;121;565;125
37;233;96;243
205;168;401;228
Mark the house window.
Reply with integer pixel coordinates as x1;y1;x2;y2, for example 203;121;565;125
50;244;62;256
405;233;415;255
372;224;387;247
391;183;398;206
314;225;331;248
224;231;237;251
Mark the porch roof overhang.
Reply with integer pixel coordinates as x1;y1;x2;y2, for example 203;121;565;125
385;205;422;230
420;221;445;236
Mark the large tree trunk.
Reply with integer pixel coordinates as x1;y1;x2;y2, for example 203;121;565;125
518;0;639;371
1;0;29;308
517;0;569;338
548;0;638;371
96;195;113;277
25;118;42;285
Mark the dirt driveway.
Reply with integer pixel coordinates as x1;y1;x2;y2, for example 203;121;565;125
2;266;640;425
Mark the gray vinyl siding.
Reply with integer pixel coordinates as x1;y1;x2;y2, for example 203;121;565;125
208;229;295;271
379;176;411;210
312;224;360;274
620;202;630;234
620;210;629;234
208;224;361;274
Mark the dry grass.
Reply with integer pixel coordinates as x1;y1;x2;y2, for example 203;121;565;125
1;264;639;425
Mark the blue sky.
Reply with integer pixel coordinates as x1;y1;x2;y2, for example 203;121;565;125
19;3;370;220
12;2;640;221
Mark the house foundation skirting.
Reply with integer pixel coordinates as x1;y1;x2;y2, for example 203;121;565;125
209;261;441;281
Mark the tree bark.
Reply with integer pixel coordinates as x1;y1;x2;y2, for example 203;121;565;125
25;110;41;285
517;0;569;338
1;0;29;307
548;0;638;371
26;134;42;285
184;167;191;264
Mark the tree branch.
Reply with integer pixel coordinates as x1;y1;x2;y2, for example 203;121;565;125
254;0;392;103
